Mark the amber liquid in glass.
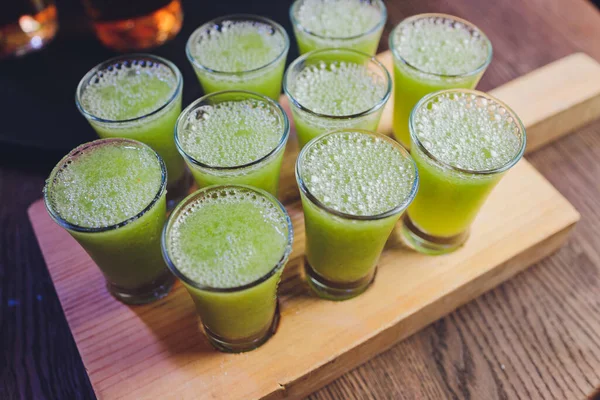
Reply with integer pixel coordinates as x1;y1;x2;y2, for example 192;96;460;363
83;0;182;51
0;0;58;58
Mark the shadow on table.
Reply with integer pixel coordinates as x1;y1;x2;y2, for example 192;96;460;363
130;283;216;356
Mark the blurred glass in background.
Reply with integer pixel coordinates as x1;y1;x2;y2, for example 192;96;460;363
0;0;59;58
81;0;183;51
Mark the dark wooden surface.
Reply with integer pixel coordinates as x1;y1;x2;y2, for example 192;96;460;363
2;0;600;399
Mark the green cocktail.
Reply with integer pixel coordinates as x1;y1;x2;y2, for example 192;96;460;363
186;15;289;100
284;48;391;149
44;138;173;304
290;0;386;55
402;89;526;254
76;54;190;209
175;91;289;196
389;14;492;148
162;185;293;352
296;130;418;300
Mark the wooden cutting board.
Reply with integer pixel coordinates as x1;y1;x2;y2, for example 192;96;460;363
28;51;600;400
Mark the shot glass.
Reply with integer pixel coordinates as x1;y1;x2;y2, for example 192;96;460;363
76;54;190;209
175;91;290;196
401;89;527;255
389;14;493;148
289;0;387;55
296;129;419;300
186;14;290;100
162;185;293;352
284;48;391;148
44;138;173;305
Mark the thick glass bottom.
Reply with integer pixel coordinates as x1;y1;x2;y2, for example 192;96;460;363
305;258;376;301
166;168;193;211
107;270;174;305
204;302;280;353
400;214;469;255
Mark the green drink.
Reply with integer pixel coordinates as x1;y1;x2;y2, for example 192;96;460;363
296;130;418;300
76;54;190;209
175;91;289;196
402;89;526;254
44;138;173;304
162;185;293;352
284;48;391;149
389;14;492;148
186;15;289;100
290;0;386;55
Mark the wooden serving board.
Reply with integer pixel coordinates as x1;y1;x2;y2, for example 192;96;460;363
28;52;600;400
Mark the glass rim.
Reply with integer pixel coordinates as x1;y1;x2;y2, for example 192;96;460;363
43;138;168;234
295;129;419;221
185;14;290;76
389;13;493;79
161;184;294;293
283;48;392;120
409;89;527;175
75;53;183;125
174;90;290;171
289;0;387;42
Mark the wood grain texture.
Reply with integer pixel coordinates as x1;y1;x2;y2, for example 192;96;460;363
27;152;579;399
4;0;600;399
490;53;600;152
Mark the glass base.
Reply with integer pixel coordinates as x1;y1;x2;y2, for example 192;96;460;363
106;271;175;305
204;302;280;353
166;168;193;211
305;258;376;301
400;214;469;255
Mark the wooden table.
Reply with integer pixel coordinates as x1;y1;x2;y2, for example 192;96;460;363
2;0;600;398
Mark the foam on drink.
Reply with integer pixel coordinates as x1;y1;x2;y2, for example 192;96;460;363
294;0;382;38
79;60;178;121
289;61;387;115
45;140;164;228
392;15;490;76
301;131;416;216
412;91;522;171
177;99;284;167
167;187;289;288
189;20;286;73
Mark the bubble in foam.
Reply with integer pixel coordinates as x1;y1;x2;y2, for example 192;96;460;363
178;99;283;167
46;140;164;228
295;0;382;38
413;92;522;171
80;60;178;121
189;20;286;73
167;187;290;288
392;16;490;76
290;61;387;115
300;131;416;216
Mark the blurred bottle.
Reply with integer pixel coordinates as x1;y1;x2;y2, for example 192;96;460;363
82;0;183;51
0;0;59;58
